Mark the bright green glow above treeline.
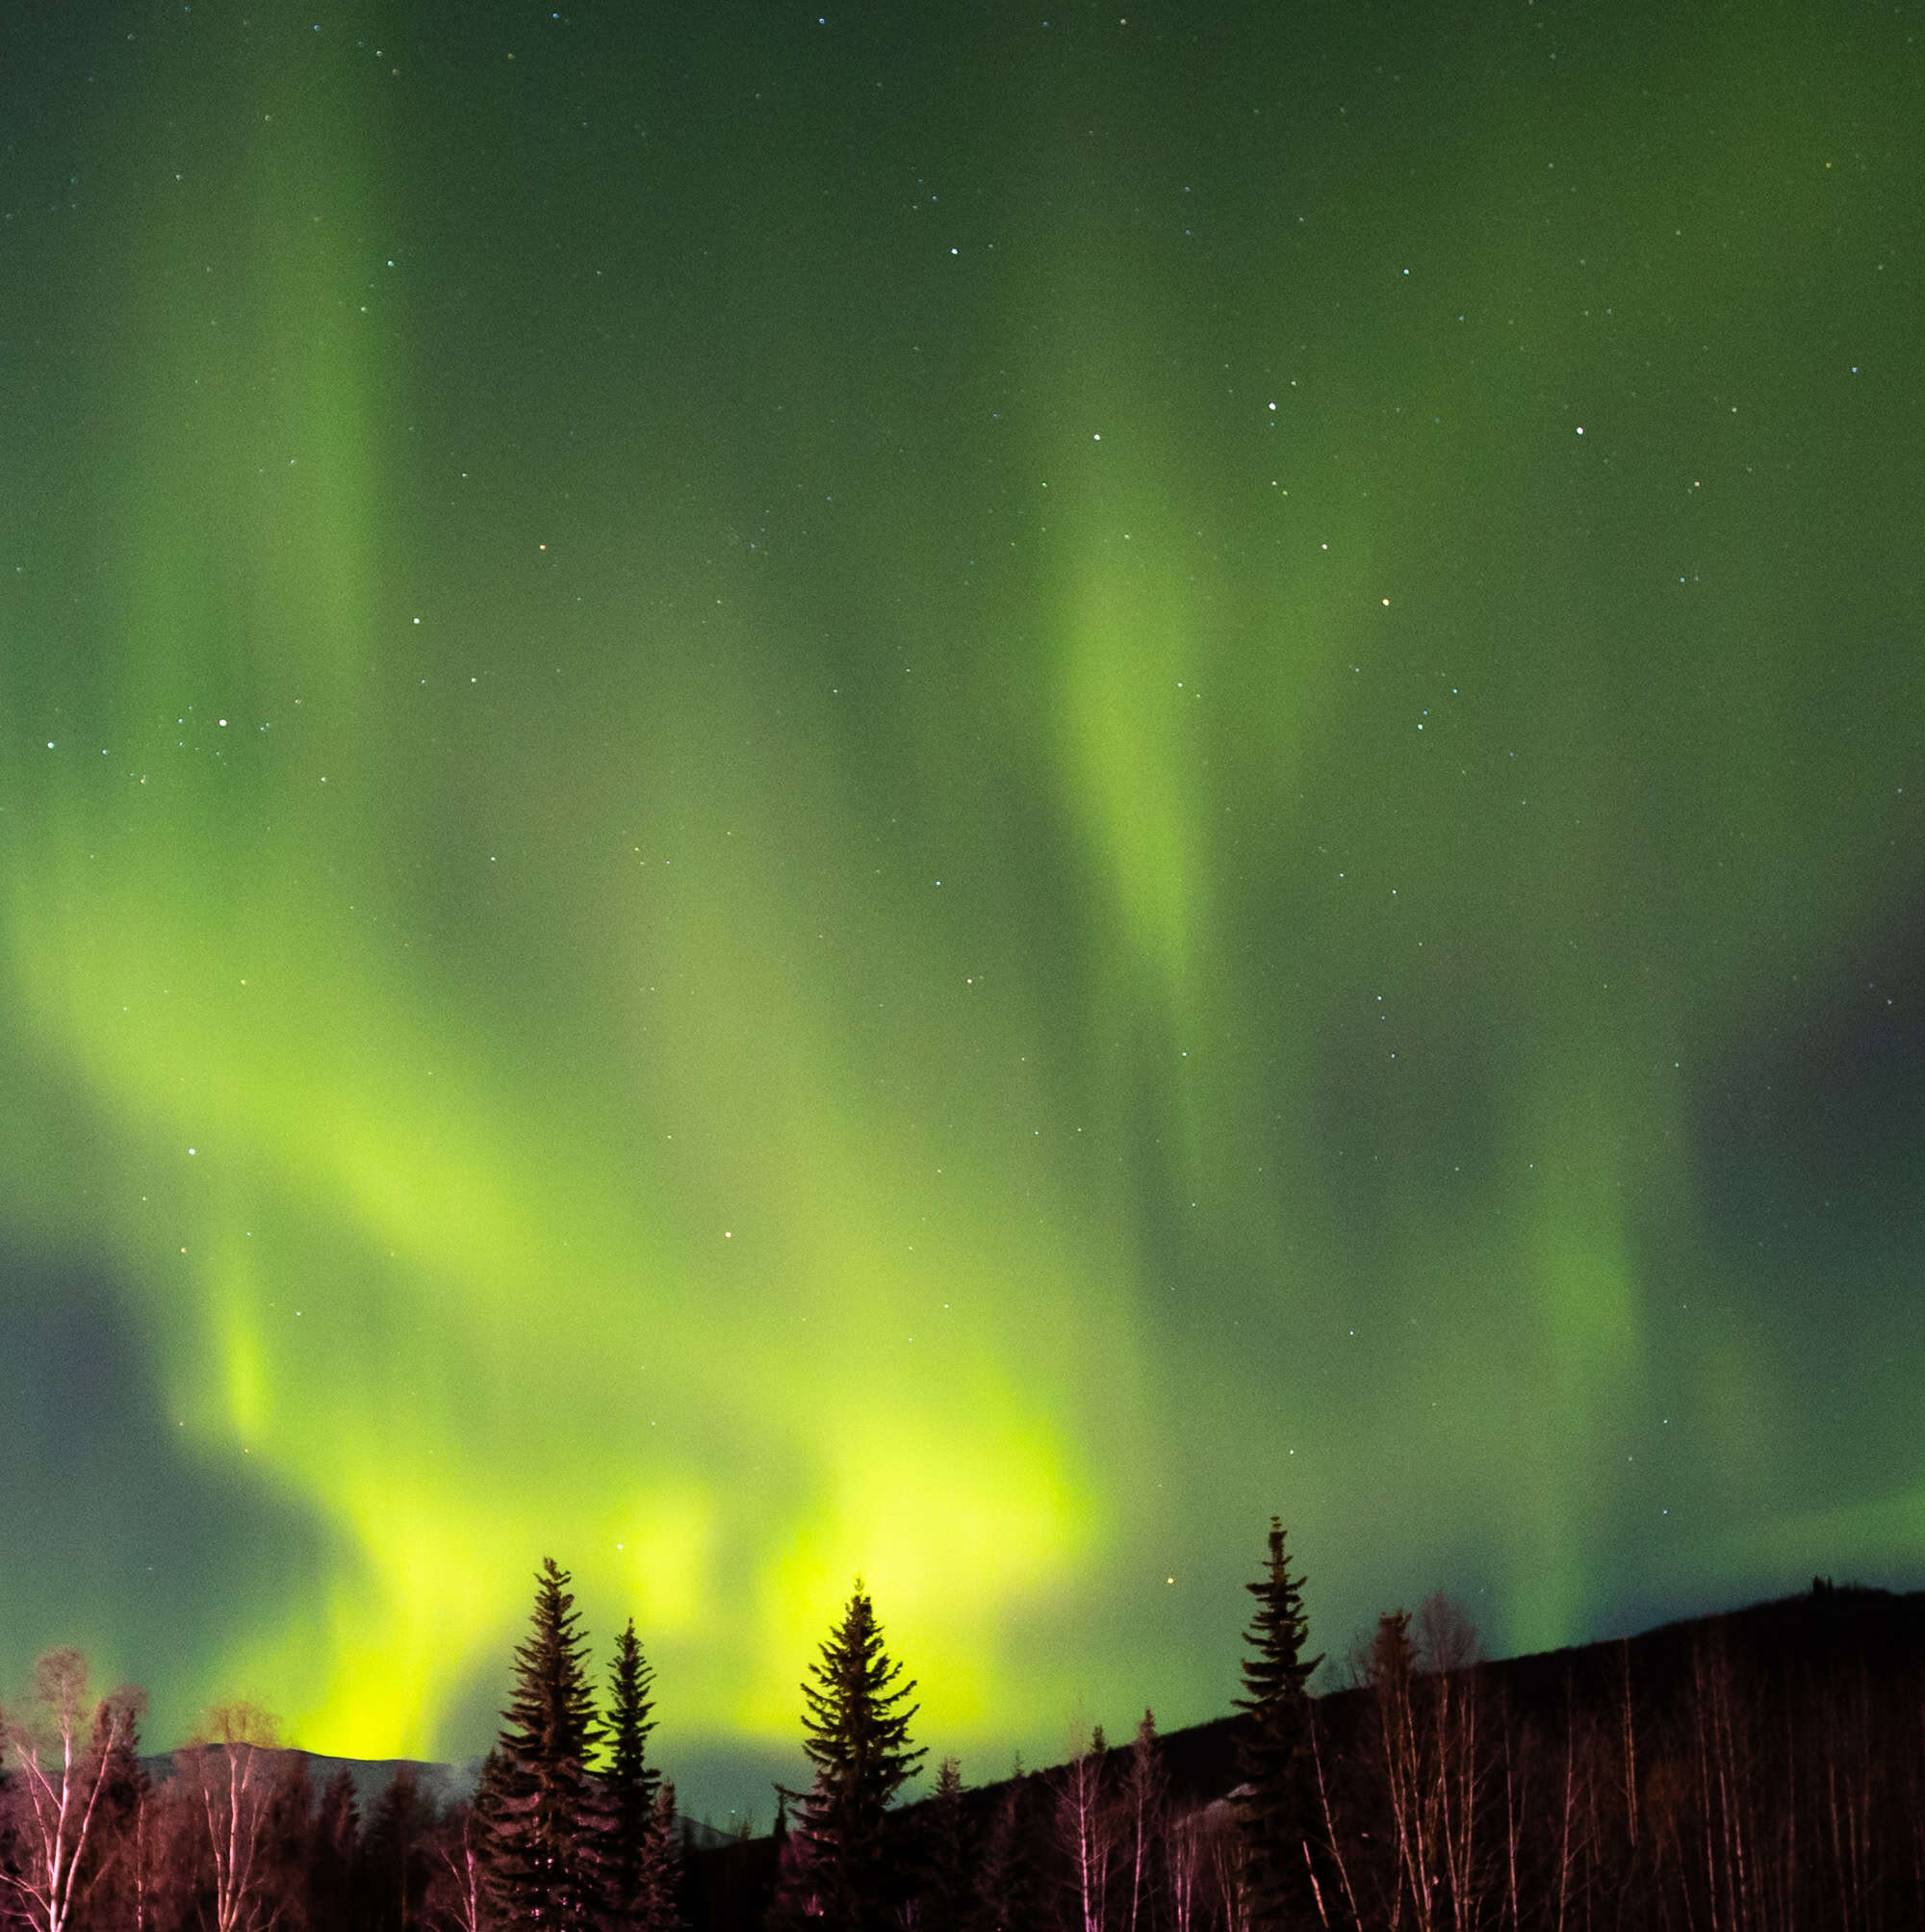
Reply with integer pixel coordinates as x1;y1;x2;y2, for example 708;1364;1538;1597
1;0;1921;1816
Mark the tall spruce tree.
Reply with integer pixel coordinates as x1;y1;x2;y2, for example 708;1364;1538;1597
1232;1518;1322;1931
488;1558;604;1929
779;1581;925;1932
603;1618;660;1928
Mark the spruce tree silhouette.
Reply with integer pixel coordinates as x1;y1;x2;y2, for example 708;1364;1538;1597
603;1618;661;1927
1233;1518;1322;1930
778;1581;925;1932
488;1558;604;1929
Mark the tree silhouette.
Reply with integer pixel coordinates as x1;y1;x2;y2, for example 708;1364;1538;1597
487;1558;604;1929
632;1779;685;1932
604;1617;661;1928
1232;1518;1322;1931
780;1581;925;1932
918;1756;973;1932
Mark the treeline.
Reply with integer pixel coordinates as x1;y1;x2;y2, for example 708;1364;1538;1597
5;1536;1925;1932
704;1538;1925;1932
0;1660;495;1932
0;1559;683;1932
834;1586;1925;1932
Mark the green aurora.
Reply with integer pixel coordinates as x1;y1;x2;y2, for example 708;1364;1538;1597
2;0;1921;1815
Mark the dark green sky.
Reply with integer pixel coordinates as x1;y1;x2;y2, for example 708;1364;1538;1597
2;0;1920;1820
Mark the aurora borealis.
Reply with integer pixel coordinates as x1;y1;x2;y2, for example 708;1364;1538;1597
2;0;1922;1819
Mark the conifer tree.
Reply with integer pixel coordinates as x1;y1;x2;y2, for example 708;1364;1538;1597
487;1558;604;1930
919;1757;973;1932
769;1792;813;1932
1232;1518;1322;1931
973;1760;1041;1932
603;1618;660;1927
308;1766;361;1932
780;1581;925;1932
631;1779;684;1932
472;1746;510;1844
357;1765;428;1932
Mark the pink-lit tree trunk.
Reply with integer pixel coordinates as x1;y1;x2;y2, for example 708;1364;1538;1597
1058;1731;1114;1932
1166;1811;1205;1932
1;1649;136;1932
1310;1718;1364;1931
433;1805;488;1932
182;1703;286;1932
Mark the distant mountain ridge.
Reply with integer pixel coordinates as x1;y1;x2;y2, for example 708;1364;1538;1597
137;1746;474;1810
135;1745;742;1847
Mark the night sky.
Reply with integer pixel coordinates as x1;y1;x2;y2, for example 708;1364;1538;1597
3;0;1922;1821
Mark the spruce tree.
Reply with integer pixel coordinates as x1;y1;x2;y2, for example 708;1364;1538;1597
1232;1517;1322;1931
631;1780;684;1932
769;1793;813;1932
918;1757;972;1932
357;1766;430;1932
973;1760;1041;1932
603;1617;660;1928
308;1766;361;1932
780;1581;926;1932
488;1558;605;1929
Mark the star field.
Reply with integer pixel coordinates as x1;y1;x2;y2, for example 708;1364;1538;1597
0;0;1921;1821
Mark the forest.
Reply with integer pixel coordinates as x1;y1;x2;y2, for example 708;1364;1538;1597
4;1534;1923;1932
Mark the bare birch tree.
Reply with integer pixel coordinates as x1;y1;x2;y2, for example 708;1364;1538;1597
0;1649;140;1932
1207;1804;1252;1932
1123;1713;1168;1932
428;1801;489;1932
1059;1726;1115;1932
177;1701;293;1932
1166;1810;1207;1932
1416;1597;1482;1932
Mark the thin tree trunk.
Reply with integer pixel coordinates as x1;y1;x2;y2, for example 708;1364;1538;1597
1555;1678;1577;1932
1620;1641;1639;1855
1311;1721;1363;1930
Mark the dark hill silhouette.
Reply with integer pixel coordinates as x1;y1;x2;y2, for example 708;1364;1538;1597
688;1582;1925;1931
